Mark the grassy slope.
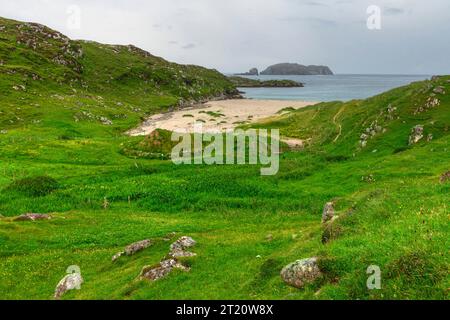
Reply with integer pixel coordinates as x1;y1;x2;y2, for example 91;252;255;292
0;17;449;300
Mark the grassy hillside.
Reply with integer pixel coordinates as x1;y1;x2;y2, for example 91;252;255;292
0;17;237;135
228;76;303;87
0;17;449;300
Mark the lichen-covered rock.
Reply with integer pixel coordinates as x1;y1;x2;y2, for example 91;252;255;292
409;125;424;145
169;236;197;258
414;96;440;114
170;250;197;258
112;239;152;262
359;120;385;147
54;273;83;299
14;213;51;221
125;239;152;255
280;257;322;288
140;259;189;281
322;202;335;223
99;116;112;125
170;236;196;251
433;86;445;95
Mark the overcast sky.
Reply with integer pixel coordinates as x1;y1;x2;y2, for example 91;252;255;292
1;0;449;74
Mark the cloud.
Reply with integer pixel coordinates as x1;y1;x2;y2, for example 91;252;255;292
279;16;337;27
384;7;405;16
182;43;196;50
303;1;328;7
0;0;449;74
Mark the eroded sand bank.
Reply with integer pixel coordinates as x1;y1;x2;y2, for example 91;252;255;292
128;99;316;135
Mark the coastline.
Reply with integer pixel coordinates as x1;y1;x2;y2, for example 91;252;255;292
128;99;317;135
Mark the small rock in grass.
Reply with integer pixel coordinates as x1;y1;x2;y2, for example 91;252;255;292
140;259;189;281
14;213;51;221
99;116;112;125
281;257;322;288
111;252;124;262
433;86;445;95
322;202;335;223
170;250;197;258
409;125;424;145
112;239;152;262
170;236;196;250
54;273;83;300
169;236;197;258
125;239;152;255
265;234;273;241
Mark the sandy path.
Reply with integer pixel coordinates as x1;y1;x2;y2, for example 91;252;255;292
332;106;346;143
128;99;316;135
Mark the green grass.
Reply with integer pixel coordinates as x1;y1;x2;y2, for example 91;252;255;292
0;17;449;300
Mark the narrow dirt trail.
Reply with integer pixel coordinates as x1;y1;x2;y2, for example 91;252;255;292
332;106;346;143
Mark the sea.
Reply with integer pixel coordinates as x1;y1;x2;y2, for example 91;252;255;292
236;74;431;102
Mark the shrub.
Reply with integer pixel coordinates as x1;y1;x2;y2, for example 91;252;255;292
6;176;59;197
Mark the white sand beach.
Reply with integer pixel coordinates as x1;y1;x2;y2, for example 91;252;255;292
128;99;316;135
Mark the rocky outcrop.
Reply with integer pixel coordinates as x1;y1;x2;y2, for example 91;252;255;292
112;239;152;262
54;272;83;299
280;257;322;288
322;202;335;223
14;213;51;221
433;86;446;95
414;96;441;115
169;236;197;258
261;63;333;75
359;120;385;148
140;259;190;281
409;125;424;145
236;68;259;76
139;236;197;281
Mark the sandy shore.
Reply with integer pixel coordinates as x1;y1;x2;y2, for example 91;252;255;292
128;99;316;135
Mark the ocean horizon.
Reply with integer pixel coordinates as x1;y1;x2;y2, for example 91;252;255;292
233;74;431;102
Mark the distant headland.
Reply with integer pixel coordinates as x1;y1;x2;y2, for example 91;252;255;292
235;63;333;76
261;63;333;75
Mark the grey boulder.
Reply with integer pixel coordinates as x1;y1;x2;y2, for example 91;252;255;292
280;257;322;288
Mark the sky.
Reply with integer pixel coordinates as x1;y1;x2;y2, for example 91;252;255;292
1;0;449;74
